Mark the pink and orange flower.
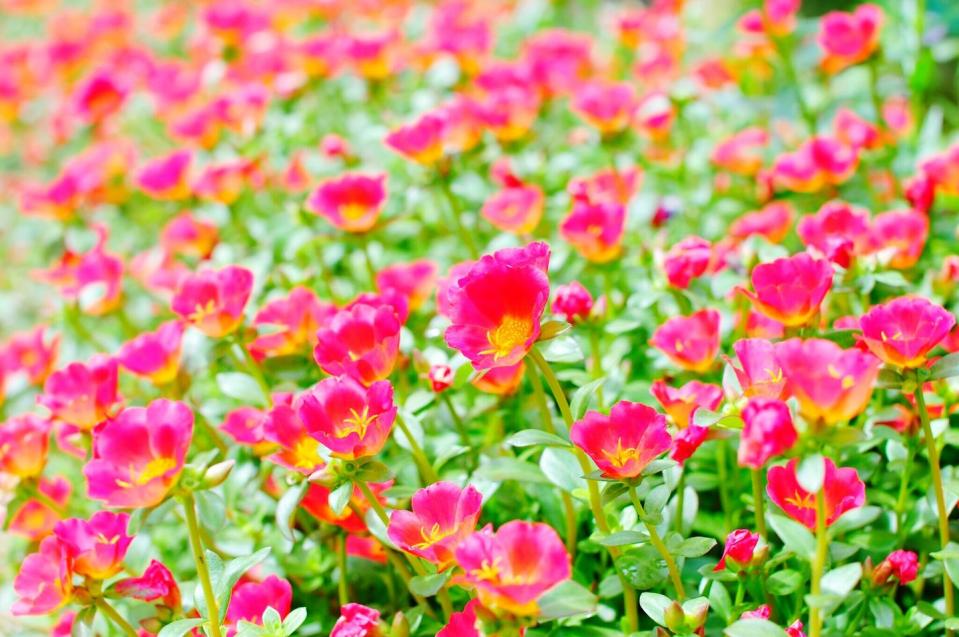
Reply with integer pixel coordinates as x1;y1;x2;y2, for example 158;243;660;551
116;319;185;385
767;458;865;529
388;481;483;570
859;296;956;368
171;265;254;338
305;172;388;233
650;309;721;373
739;253;833;328
571;400;672;479
314;303;401;386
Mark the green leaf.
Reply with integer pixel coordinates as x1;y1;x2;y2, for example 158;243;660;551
539;336;584;363
157;619;205;637
282;608;308;634
409;571;451;597
217;372;268;406
639;592;672;626
766;569;803;595
537;580;598;620
930;352;959;380
724;619;789;637
676;536;717;558
328;482;353;516
355;459;391;482
596;530;648;546
821;562;862;604
539;320;571;341
570;377;606;420
818;330;858;349
276;482;308;542
476;457;548;484
768;515;815;560
877;368;905;388
505;429;570;448
205;548;272;622
540;448;585;493
617;545;668;590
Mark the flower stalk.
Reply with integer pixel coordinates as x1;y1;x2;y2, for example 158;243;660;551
182;492;224;637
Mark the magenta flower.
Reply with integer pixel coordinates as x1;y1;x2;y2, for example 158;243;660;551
738;398;797;469
388;482;483;570
571;401;672;479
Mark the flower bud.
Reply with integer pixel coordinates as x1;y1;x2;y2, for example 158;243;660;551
201;459;235;489
429;364;454;393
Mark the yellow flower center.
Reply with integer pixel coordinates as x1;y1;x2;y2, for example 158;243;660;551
784;490;815;510
601;438;641;469
188;299;218;323
117;457;177;488
471;558;502;582
291;437;323;470
411;522;454;550
340;202;368;221
337;407;376;439
482;315;533;360
826;364;855;389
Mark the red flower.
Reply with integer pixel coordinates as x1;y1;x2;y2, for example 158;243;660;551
766;458;865;530
738;398;797;469
444;242;550;370
663;236;712;289
650;309;721;373
818;4;883;74
725;338;786;399
114;559;181;609
571;401;672;479
859;296;956;368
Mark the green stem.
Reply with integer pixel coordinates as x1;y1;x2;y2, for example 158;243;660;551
527;363;579;557
868;58;885;127
337;534;349;606
527;348;640;631
675;470;686;534
771;35;816;132
440;393;476;471
94;598;138;637
895;438;915;541
588;329;605;409
183;493;224;637
394;413;440;483
312;238;340;304
437;175;479;258
810;488;828;637
734;577;746;609
916;386;956;622
230;340;272;407
716;440;733;533
752;469;768;540
628;485;686;600
360;237;378;287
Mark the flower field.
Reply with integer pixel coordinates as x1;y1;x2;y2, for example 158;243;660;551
3;0;959;636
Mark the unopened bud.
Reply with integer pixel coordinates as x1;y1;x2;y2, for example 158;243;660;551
390;611;409;637
664;601;685;632
202;460;235;489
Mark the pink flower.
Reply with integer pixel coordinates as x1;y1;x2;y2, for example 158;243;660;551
650;309;721;373
12;536;73;615
385;112;446;166
2;326;60;385
429;364;454;393
571;401;672;479
375;260;438;312
859;296;956;368
0;413;51;477
712;127;768;176
818;4;883;74
172;265;254;338
160;212;219;259
552;281;594;324
767;458;865;530
117;320;185;385
249;287;335;361
739;253;833;328
36;225;124;316
264;393;325;475
663;236;712;289
297;376;396;460
481;184;545;235
775;338;881;425
726;339;786;399
54;511;132;580
226;574;292;627
388;482;483;570
84;399;194;508
137;150;192;200
455;521;571;616
314;303;401;386
114;559;181;609
738;398;797;469
220;406;267;450
875;550;919;585
38;355;122;430
444;242;550;370
330;603;382;637
650;380;723;430
560;199;626;263
571;81;637;135
869;209;928;270
715;529;760;571
833;108;883;152
305;173;387;233
8;476;71;541
772;137;858;193
438;600;486;637
729;202;794;244
671;425;710;465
